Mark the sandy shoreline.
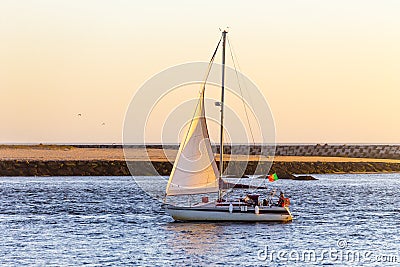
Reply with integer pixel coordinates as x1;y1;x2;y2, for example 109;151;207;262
2;145;400;163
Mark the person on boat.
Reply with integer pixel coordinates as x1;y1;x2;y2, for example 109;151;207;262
278;192;285;207
244;195;255;206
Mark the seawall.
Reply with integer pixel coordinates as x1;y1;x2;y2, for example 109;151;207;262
45;144;400;159
2;144;400;177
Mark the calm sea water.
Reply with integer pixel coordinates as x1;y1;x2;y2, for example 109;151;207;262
0;174;399;266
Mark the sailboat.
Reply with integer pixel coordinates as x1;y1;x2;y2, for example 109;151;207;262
164;31;293;222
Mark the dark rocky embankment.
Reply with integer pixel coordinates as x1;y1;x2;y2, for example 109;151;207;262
1;160;400;177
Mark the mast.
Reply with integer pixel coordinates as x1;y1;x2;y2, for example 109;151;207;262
218;30;227;200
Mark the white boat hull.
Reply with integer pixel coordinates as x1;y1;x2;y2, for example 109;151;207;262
164;204;292;222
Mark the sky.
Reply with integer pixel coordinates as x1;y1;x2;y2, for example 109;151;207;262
1;0;399;144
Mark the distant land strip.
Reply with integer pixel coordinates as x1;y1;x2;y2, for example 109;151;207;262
2;143;400;159
1;145;400;177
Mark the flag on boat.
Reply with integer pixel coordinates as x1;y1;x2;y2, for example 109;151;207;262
268;173;279;182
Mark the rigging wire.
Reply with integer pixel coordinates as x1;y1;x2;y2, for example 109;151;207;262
227;36;269;193
201;37;222;92
179;37;222;158
226;36;257;115
228;37;280;194
227;36;256;146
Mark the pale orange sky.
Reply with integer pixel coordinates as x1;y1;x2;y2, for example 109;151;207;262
1;1;399;143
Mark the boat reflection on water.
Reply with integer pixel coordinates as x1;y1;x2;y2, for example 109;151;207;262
163;223;223;255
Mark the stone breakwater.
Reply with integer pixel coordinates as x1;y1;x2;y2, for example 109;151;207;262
71;144;400;159
216;144;400;159
1;160;400;177
275;144;400;159
209;144;400;159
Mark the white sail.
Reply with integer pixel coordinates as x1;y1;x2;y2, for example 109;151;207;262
166;89;219;196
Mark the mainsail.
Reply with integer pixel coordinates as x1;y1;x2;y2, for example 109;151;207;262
166;89;219;196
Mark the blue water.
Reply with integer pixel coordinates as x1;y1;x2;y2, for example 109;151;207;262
0;174;399;266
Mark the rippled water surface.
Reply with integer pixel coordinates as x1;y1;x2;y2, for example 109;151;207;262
0;174;399;266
